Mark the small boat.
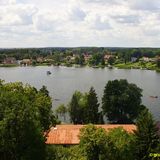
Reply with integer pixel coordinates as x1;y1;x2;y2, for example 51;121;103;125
149;96;158;99
47;71;51;75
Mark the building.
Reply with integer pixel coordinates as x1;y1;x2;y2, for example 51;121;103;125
21;59;32;66
46;124;136;145
84;54;92;62
104;54;113;62
3;57;17;64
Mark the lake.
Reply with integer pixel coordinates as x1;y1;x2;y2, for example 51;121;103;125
0;66;160;121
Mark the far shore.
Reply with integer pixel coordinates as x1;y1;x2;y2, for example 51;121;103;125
0;63;160;72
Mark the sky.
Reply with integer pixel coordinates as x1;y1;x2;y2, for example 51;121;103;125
0;0;160;48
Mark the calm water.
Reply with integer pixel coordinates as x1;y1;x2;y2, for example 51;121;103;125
0;66;160;120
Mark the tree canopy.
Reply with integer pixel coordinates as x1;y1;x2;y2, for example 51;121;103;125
134;109;160;160
102;79;145;124
68;87;103;124
0;81;58;160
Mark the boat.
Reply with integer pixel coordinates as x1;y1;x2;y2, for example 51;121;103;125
47;71;51;75
149;96;158;99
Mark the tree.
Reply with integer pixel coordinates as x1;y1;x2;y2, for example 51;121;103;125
79;54;85;65
56;104;67;122
157;58;160;68
134;109;160;160
79;125;108;160
106;127;135;160
0;81;58;160
68;91;85;124
68;89;103;124
108;57;115;65
39;85;49;97
102;79;145;124
85;87;102;124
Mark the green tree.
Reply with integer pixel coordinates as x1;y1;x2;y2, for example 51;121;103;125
39;85;49;97
0;81;58;160
108;57;115;65
107;127;135;160
79;54;85;65
102;79;145;124
134;109;160;160
79;125;108;160
157;58;160;68
68;91;85;124
0;82;46;160
68;89;103;124
85;87;102;124
56;104;67;122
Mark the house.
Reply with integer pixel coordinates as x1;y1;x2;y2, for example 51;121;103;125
46;124;136;145
21;59;32;66
83;54;92;62
104;54;113;62
3;57;17;64
37;57;44;63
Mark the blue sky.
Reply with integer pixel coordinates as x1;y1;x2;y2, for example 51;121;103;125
0;0;160;48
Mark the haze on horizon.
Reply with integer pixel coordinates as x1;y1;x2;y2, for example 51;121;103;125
0;0;160;48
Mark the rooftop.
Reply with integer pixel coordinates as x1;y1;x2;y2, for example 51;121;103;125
46;124;136;145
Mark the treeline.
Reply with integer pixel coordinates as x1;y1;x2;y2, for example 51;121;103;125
56;79;145;124
0;47;160;61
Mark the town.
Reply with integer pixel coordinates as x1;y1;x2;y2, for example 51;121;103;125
0;47;160;72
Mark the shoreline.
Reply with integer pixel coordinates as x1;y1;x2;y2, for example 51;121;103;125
0;63;160;72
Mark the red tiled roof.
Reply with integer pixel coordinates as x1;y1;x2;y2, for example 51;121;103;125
46;124;136;145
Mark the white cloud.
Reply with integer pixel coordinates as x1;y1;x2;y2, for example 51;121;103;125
0;0;159;47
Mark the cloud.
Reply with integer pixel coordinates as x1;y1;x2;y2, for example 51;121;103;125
0;0;160;47
33;12;61;32
92;16;111;30
0;3;37;26
128;0;160;11
69;7;86;21
0;0;16;5
112;15;140;25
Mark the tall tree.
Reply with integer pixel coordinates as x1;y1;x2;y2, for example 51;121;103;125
102;79;145;124
85;87;102;124
134;109;160;160
68;91;85;124
56;104;67;122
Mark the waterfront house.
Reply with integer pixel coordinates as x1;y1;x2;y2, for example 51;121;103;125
104;54;113;62
21;59;32;66
3;57;17;64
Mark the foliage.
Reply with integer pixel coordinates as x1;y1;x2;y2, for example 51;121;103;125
102;79;145;124
0;81;58;160
85;87;103;124
68;88;103;124
46;145;86;160
106;127;135;160
157;58;160;68
134;109;160;160
108;57;115;65
56;104;68;122
79;124;108;160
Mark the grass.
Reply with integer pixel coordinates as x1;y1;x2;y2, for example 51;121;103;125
0;64;18;67
114;62;158;71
